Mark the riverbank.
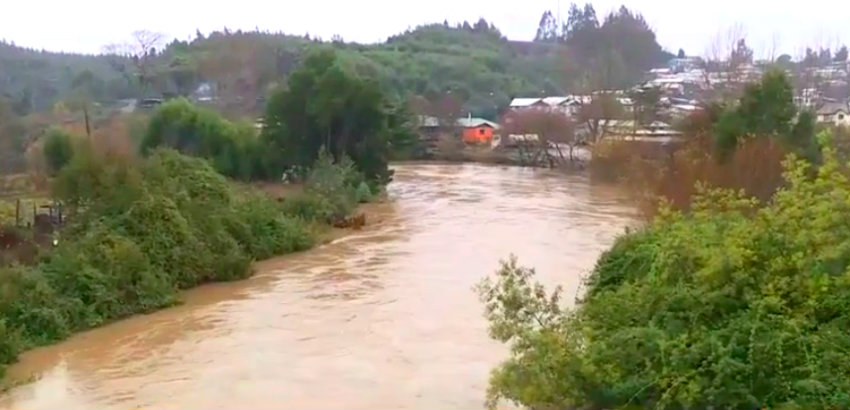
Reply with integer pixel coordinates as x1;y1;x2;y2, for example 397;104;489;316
409;145;592;170
0;149;385;381
0;163;635;409
0;198;388;389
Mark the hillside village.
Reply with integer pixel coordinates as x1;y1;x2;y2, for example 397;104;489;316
3;3;850;173
413;48;850;155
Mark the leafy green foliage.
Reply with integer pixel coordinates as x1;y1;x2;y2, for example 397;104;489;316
537;4;671;90
714;69;814;158
142;98;261;180
0;41;133;114
354;182;373;203
262;49;405;183
0;97;29;174
479;132;850;409
42;128;74;175
0;147;324;378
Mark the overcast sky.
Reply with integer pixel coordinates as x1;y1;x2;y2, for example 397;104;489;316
2;0;848;57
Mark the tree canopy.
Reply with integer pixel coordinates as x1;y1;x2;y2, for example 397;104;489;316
713;69;816;158
479;132;850;409
534;3;672;90
262;49;410;183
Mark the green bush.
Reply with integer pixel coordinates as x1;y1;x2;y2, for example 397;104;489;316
304;150;358;221
354;181;372;203
232;193;314;260
280;192;335;222
0;147;324;378
478;133;850;410
142;98;263;180
43;226;177;327
42;128;74;175
0;266;71;346
0;319;22;377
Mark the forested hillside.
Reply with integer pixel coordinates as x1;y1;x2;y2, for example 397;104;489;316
0;42;135;113
0;4;669;120
0;23;565;120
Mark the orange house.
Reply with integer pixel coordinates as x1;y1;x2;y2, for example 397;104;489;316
458;117;500;144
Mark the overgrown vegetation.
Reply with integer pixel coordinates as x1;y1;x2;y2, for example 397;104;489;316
479;132;850;409
591;70;817;218
262;49;414;183
0;134;371;377
142;98;263;180
535;4;671;90
140;50;414;184
0;5;669;122
41;129;74;175
714;69;818;160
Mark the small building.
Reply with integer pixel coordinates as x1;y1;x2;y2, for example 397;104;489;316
510;95;590;117
816;102;850;127
598;120;682;143
509;98;547;110
457;117;500;144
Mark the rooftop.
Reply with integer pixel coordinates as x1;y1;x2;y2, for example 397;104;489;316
509;98;544;107
816;102;849;115
457;117;500;129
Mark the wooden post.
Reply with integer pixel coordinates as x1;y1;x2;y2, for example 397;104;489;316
84;106;92;138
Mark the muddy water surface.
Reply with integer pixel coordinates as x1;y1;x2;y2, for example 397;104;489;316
0;163;636;410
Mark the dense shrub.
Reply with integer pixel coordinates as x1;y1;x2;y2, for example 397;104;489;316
280;192;336;223
0;147;321;379
592;134;788;219
142;98;261;180
262;49;408;184
303;151;358;220
42;128;74;175
232;193;314;260
479;133;850;410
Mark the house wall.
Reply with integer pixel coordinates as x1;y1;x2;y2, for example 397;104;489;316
462;126;494;143
819;111;850;127
835;112;850;127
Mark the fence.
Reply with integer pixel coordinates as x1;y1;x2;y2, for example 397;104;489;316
0;198;62;229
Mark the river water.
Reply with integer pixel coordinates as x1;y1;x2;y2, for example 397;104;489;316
0;163;636;410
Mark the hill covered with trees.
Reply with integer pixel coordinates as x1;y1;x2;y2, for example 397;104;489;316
0;3;670;121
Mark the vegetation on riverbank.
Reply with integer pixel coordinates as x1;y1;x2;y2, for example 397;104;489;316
0;47;401;378
0;139;375;378
589;69;836;218
479;132;850;409
140;49;415;184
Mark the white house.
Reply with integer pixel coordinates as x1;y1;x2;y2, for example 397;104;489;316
509;98;547;110
816;102;850;127
509;96;590;117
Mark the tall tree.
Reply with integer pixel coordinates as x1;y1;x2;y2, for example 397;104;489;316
714;69;798;155
103;30;165;97
534;10;559;42
730;38;754;67
577;94;626;141
501;109;577;166
803;47;819;67
630;87;661;127
262;49;406;182
562;4;667;90
818;48;833;65
835;45;848;62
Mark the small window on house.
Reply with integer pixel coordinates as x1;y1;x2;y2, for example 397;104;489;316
479;128;486;135
840;114;845;120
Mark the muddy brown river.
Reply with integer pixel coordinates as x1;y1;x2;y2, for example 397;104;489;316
0;163;636;410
